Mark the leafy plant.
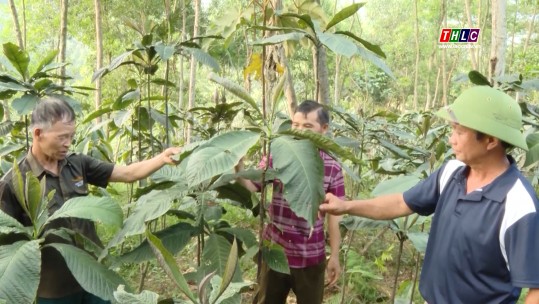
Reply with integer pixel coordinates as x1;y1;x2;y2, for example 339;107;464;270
0;163;126;303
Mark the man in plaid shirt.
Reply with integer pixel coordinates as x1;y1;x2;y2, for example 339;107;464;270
238;100;346;304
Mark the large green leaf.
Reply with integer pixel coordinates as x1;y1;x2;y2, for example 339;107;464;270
202;234;236;278
211;238;239;304
154;42;175;61
184;47;221;72
208;73;262;117
318;32;357;58
146;230;197;303
209;276;250;304
340;216;389;231
0;143;25;156
12;94;39;116
0;81;29;92
261;241;289;274
33;50;59;78
371;175;420;196
0;240;41;304
114;285;159;304
280;129;361;164
325;3;364;31
217;228;257;249
251;32;307;46
271;136;324;226
0;209;26;232
186;130;260;187
2;43;29;79
468;70;491;86
524;133;539;167
278;13;316;32
119;222;197;265
107;185;187;248
335;31;386;58
355;45;395;79
49;243;126;302
407;232;429;253
24;171;43;225
377;138;411;159
10;162;29;216
47;196;123;228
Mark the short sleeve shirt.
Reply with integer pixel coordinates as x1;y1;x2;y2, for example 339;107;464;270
403;158;539;304
0;151;114;298
263;150;346;268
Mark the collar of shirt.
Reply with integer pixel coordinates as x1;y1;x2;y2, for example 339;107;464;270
26;149;68;178
452;155;520;203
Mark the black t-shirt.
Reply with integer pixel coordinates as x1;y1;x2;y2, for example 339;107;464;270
0;151;114;298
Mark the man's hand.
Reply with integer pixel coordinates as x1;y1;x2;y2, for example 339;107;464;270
326;255;341;287
320;193;347;215
160;147;181;165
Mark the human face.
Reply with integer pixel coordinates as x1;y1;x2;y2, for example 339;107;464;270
448;123;489;164
34;120;76;161
292;110;328;134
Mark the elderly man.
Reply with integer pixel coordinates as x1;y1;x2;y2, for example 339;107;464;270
320;86;539;303
0;97;180;304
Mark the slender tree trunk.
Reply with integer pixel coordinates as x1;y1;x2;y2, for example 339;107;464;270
274;0;297;117
94;0;103;121
424;54;433;111
464;0;478;70
313;0;330;104
412;0;420;110
282;48;297;117
522;5;537;58
432;67;441;108
8;0;24;49
490;0;507;82
164;0;171;147
59;0;69;86
315;45;331;104
179;0;186;122
187;0;201;144
441;0;448;106
508;0;518;70
22;0;26;49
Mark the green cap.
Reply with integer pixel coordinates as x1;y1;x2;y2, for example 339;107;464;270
435;86;528;150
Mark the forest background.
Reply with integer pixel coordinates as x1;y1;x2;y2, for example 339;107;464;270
0;0;538;303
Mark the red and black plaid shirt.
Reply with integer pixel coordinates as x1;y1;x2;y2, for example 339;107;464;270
259;150;346;268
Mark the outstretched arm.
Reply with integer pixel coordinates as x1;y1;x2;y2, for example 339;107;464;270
109;147;181;183
234;158;259;192
320;193;414;220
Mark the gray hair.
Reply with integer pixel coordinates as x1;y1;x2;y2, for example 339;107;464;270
30;97;76;131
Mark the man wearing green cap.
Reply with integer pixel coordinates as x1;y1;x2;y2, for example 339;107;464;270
320;86;539;303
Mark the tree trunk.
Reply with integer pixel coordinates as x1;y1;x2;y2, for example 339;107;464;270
94;0;103;121
441;0;448;106
313;0;330;105
315;45;331;104
179;0;186;111
273;0;297;117
508;0;518;71
464;0;478;70
22;0;26;49
412;0;420;110
8;0;24;50
59;0;68;86
522;4;537;58
490;0;507;82
187;0;201;144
